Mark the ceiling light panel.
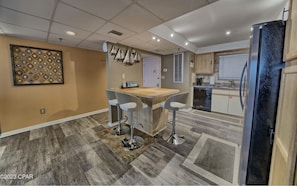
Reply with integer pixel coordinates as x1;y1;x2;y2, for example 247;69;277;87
65;30;76;36
50;22;91;39
54;3;106;32
48;33;81;46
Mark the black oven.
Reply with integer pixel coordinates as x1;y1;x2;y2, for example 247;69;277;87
193;87;212;112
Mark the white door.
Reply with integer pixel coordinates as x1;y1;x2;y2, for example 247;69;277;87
143;56;161;87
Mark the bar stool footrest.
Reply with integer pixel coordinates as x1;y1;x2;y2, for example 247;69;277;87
122;136;144;150
114;125;130;136
162;132;185;145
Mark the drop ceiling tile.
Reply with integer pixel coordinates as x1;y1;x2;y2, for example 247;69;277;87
96;23;135;40
50;22;91;40
135;31;156;42
54;2;106;32
48;33;81;46
78;40;101;51
137;0;209;21
0;22;47;41
111;4;162;33
61;0;133;20
0;0;56;19
119;32;152;46
120;37;143;46
0;7;50;32
86;33;118;44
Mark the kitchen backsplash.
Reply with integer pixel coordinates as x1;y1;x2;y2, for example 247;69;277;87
196;72;240;87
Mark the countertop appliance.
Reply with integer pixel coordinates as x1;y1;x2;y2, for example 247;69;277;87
238;20;286;185
121;81;139;88
196;77;203;86
192;86;212;112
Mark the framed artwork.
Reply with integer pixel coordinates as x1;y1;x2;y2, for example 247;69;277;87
10;44;64;85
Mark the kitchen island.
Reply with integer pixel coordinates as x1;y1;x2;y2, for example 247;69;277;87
111;87;179;136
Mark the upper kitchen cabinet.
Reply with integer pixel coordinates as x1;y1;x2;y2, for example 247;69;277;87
194;53;215;74
284;0;297;61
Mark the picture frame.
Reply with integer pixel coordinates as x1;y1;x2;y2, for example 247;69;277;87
10;44;64;86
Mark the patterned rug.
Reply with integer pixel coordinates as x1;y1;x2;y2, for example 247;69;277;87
182;133;240;185
96;125;155;164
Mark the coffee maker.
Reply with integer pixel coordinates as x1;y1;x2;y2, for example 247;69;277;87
196;77;203;86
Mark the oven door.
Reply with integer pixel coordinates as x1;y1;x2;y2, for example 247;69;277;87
192;87;212;112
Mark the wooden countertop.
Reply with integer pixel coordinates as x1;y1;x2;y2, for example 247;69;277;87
111;87;179;99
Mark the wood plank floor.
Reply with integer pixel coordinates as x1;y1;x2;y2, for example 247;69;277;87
0;110;243;185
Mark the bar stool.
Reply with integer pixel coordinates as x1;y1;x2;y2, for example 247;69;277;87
115;92;147;150
106;90;129;135
161;92;189;145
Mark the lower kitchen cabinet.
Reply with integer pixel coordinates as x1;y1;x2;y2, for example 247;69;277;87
228;96;244;116
211;94;228;113
211;88;244;117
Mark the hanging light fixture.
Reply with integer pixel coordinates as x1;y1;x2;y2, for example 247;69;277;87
120;49;125;60
110;45;117;55
134;53;141;63
114;48;123;61
123;49;130;64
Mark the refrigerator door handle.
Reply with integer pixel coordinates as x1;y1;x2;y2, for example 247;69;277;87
239;61;248;110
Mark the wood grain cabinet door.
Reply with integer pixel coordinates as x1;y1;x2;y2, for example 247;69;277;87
194;53;215;74
284;0;297;61
269;65;297;185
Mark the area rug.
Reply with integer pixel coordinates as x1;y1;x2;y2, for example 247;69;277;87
96;126;156;164
182;133;240;185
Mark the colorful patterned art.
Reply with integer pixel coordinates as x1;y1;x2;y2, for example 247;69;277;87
10;45;64;85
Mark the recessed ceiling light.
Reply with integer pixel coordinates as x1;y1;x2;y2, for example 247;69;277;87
185;42;189;46
152;36;156;40
226;31;231;36
250;27;254;32
157;38;160;42
65;30;76;36
170;33;174;37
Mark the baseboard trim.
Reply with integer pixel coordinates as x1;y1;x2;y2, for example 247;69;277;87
0;108;108;139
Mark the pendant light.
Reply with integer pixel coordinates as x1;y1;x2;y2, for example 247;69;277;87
110;45;117;55
115;48;123;61
123;49;130;64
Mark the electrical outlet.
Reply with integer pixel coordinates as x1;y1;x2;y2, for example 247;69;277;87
40;108;46;114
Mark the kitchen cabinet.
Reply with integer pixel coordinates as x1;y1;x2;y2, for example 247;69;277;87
269;1;297;184
211;94;228;113
211;88;244;117
194;52;215;74
284;0;297;61
269;65;297;185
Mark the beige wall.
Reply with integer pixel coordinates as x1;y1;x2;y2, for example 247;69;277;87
161;51;195;107
106;43;143;88
0;36;108;132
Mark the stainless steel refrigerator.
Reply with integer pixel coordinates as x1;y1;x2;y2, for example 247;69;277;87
238;20;286;185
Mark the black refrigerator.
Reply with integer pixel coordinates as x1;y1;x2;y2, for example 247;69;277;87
238;20;286;185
